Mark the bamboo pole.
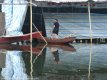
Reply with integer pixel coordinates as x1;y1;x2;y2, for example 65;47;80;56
88;1;93;80
30;0;33;78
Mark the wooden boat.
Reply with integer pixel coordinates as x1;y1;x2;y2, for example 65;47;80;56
0;44;43;54
0;32;41;44
37;37;76;44
0;30;75;44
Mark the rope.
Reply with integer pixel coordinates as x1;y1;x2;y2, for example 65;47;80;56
32;23;47;44
33;43;47;63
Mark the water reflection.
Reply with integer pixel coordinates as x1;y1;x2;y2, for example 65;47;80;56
0;43;107;80
1;51;28;80
45;43;107;80
0;44;43;54
51;47;60;64
0;43;46;80
0;51;6;68
47;43;76;52
49;43;76;64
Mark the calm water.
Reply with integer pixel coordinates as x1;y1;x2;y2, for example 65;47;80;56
44;13;107;39
0;43;107;80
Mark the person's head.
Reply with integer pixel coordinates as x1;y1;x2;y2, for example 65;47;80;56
54;19;58;22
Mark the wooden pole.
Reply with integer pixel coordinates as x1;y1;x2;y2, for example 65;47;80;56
30;0;33;78
88;2;92;80
30;0;32;43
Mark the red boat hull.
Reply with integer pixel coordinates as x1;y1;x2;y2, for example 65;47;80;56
0;32;41;44
0;31;75;44
37;37;75;44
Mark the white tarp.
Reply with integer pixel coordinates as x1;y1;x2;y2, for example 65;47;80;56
2;0;28;36
1;1;28;80
1;51;28;80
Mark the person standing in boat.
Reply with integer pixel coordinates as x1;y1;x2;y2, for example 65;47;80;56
52;19;60;38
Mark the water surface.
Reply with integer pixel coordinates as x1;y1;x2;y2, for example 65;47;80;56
0;43;107;80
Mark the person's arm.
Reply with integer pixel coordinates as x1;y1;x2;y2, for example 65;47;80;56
53;23;55;28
